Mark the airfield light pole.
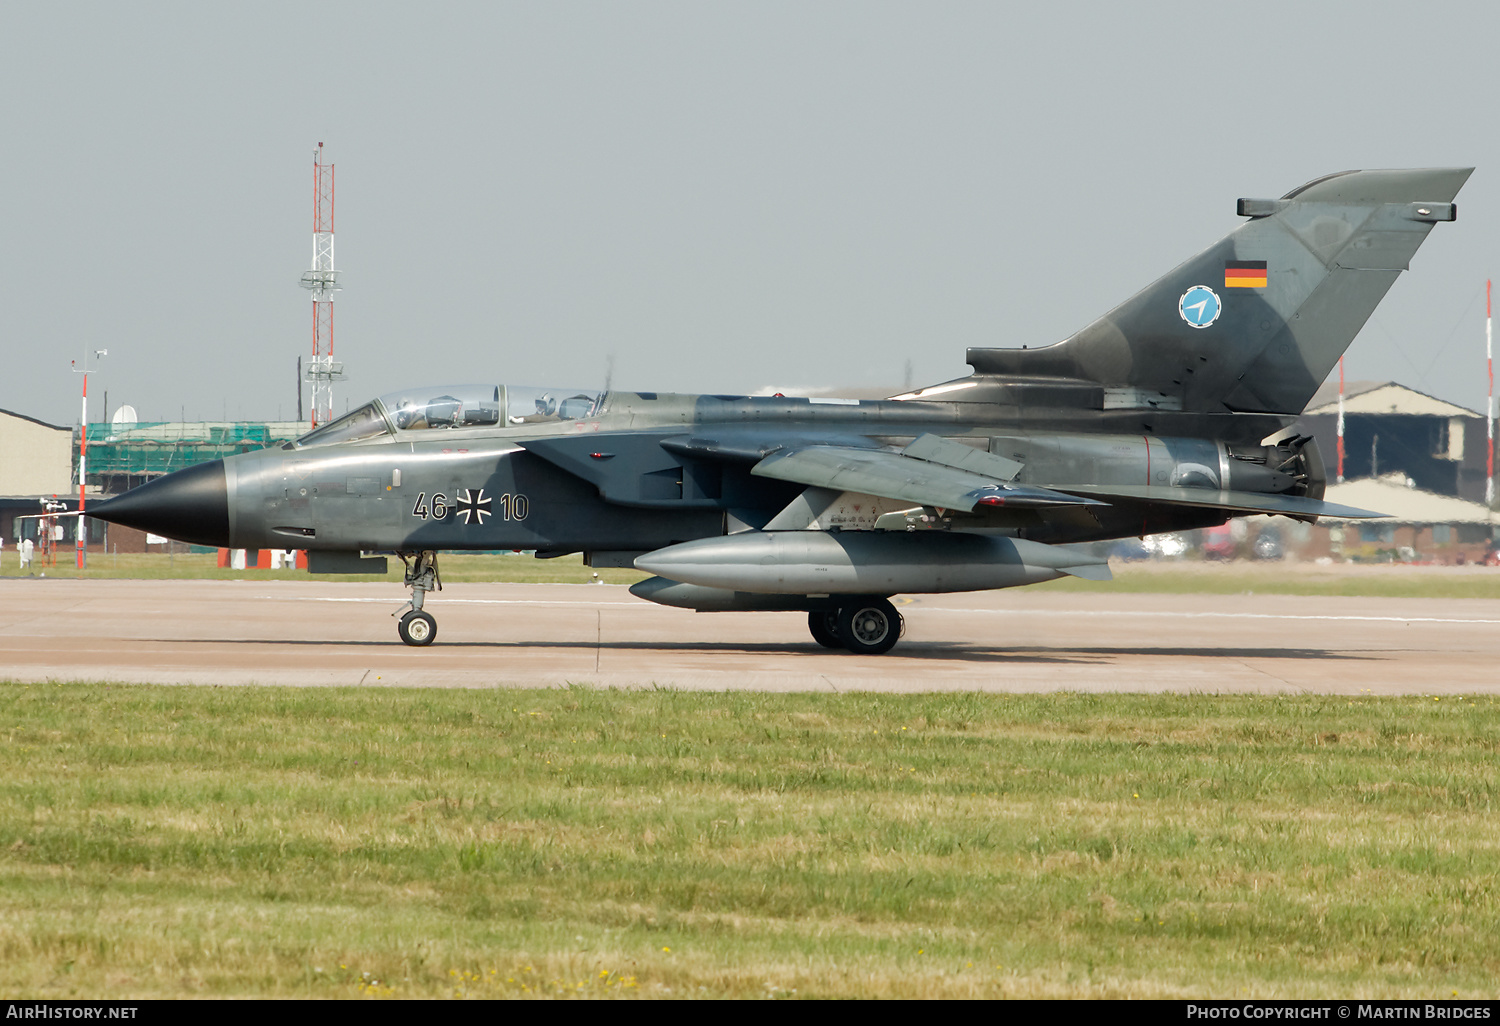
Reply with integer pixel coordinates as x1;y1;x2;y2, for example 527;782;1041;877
1336;357;1345;483
300;143;343;428
71;348;107;569
1486;279;1494;508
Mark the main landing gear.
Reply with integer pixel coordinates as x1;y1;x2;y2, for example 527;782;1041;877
807;597;904;655
395;550;441;646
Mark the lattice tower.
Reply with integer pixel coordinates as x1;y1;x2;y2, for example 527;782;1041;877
299;142;344;426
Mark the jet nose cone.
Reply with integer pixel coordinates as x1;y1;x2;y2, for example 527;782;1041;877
89;459;230;547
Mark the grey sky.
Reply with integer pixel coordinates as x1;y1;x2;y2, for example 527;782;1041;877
2;1;1496;427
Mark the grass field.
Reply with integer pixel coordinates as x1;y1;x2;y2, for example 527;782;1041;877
11;550;1500;598
2;684;1497;999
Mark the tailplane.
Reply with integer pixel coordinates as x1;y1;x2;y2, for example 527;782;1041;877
965;168;1472;415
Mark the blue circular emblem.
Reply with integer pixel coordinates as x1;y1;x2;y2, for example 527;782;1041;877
1178;286;1221;329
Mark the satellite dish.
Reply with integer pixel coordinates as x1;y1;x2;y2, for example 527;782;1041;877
111;405;138;426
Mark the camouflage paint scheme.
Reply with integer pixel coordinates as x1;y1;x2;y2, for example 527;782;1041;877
90;168;1471;651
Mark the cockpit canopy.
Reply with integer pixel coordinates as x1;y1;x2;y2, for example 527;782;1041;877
384;385;502;431
293;384;605;448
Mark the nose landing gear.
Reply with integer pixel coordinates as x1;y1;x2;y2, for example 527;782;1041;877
394;550;441;646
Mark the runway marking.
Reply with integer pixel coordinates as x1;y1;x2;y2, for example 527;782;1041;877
290;597;626;608
284;595;1500;626
939;608;1500;626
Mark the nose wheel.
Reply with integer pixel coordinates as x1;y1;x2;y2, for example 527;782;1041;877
394;550;442;646
398;609;437;646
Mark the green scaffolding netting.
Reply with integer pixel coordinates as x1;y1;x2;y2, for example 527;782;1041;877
80;422;306;478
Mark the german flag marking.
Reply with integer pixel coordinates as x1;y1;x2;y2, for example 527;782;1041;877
1225;259;1267;288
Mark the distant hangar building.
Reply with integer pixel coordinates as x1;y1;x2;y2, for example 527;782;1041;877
1;406;75;546
1297;381;1490;503
1;407;72;495
1318;475;1495;563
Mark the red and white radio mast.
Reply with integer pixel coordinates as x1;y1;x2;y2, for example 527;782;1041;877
300;142;344;427
1336;356;1346;484
1487;279;1494;507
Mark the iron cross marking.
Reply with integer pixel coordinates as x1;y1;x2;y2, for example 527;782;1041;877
454;488;492;525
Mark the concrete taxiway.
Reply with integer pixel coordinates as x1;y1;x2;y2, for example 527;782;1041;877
2;577;1497;693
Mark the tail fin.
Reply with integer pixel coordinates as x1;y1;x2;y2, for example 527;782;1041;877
967;168;1472;415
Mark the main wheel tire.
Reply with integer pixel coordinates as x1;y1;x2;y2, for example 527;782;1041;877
808;610;843;649
398;610;437;646
836;598;902;655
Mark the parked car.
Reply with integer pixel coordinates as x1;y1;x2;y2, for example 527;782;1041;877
1251;527;1284;561
1201;524;1236;561
1142;533;1189;559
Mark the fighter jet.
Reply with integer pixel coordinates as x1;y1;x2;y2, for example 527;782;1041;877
88;168;1470;653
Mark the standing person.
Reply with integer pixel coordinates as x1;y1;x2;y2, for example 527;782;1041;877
20;536;34;570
